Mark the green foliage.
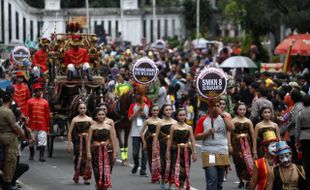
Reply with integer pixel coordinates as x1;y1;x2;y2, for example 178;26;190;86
221;0;245;23
24;0;44;8
61;0;85;8
240;34;269;62
221;36;242;44
272;55;280;63
274;0;310;33
219;0;310;41
89;0;120;8
166;36;183;49
183;0;212;36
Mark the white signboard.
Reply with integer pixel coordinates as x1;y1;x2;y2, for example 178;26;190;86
45;0;60;10
122;0;138;10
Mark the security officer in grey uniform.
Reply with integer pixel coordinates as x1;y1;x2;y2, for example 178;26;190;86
0;93;25;190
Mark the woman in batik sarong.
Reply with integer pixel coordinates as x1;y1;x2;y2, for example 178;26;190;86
67;102;93;185
253;106;281;159
166;108;197;190
231;102;254;188
87;108;117;190
141;104;161;183
155;104;177;190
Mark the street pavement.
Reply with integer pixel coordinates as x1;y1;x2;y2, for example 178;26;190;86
19;138;242;190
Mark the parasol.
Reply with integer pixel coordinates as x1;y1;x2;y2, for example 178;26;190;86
220;56;257;68
274;34;310;56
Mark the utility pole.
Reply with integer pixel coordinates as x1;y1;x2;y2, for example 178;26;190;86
196;0;200;40
120;0;124;35
86;0;89;33
152;0;156;42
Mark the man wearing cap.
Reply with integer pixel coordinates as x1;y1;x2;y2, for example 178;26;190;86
12;72;30;116
271;141;309;189
33;38;50;73
64;35;93;81
26;83;50;162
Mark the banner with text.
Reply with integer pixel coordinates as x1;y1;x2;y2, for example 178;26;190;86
132;57;159;84
195;67;227;99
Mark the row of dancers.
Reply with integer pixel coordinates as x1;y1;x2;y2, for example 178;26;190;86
67;101;196;190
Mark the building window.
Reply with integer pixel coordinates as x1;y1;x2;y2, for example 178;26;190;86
172;19;175;36
37;21;43;38
115;20;118;35
164;19;168;38
30;20;33;41
225;29;229;37
143;19;146;38
94;21;97;33
108;20;111;35
1;0;4;43
23;17;26;42
8;3;11;42
15;12;19;39
150;20;153;42
157;20;160;39
101;21;105;34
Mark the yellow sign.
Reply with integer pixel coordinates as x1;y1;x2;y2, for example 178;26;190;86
69;16;88;28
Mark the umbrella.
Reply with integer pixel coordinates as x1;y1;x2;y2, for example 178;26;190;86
274;34;310;56
192;38;209;49
220;56;257;68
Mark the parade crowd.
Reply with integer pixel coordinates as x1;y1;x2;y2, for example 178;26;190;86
0;34;310;190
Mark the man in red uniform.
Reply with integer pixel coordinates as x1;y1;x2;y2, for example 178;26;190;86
26;83;50;162
13;71;30;116
33;38;50;73
64;35;93;81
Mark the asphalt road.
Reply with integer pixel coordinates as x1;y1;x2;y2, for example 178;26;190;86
19;137;242;190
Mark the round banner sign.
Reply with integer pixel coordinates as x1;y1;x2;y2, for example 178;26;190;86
155;39;166;52
12;46;30;65
195;67;227;99
132;57;159;84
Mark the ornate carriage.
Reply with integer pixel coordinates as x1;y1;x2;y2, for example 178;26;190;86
46;30;105;157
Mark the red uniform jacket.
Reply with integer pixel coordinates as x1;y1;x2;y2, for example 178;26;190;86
33;49;48;73
13;83;30;116
26;97;50;131
64;48;89;66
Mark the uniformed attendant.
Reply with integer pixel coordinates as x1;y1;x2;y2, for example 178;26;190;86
33;38;50;73
64;35;93;81
12;71;30;116
26;83;50;162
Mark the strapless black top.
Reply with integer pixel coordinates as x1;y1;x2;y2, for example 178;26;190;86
173;129;190;144
160;124;172;135
75;121;91;133
92;128;110;142
147;124;157;133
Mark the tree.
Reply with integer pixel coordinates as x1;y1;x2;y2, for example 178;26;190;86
270;0;310;33
183;0;212;37
24;0;44;8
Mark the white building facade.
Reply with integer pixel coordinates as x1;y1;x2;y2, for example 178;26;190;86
0;0;185;46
